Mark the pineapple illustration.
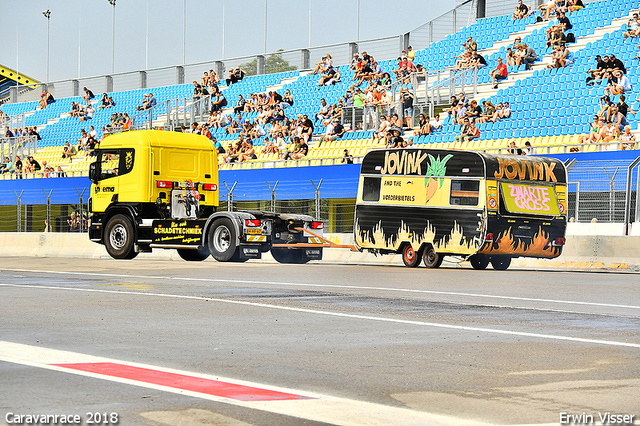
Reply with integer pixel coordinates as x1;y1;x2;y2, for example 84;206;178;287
425;154;453;203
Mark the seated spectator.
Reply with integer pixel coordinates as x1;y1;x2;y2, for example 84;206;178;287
56;166;66;178
455;51;473;68
39;90;55;109
491;57;508;89
508;141;524;155
97;93;109;109
14;155;23;179
463;36;478;53
453;118;476;142
619;125;636;150
105;96;115;108
210;92;227;112
341;149;354;164
616;94;637;117
600;119;620;143
80;103;95;122
567;0;585;13
609;105;630;131
557;44;573;68
82;87;95;104
349;53;360;71
122;113;132;130
311;55;332;75
604;70;632;96
415;114;434;135
546;26;566;50
317;66;338;86
513;0;529;19
469;52;488;68
624;13;640;40
476;100;496;124
523;141;533;155
69;102;82;117
538;0;557;21
608;54;627;74
506;48;517;67
554;11;572;33
465;100;483;122
211;137;225;154
323;118;345;142
261;137;278;154
289;137;308;160
68;212;81;232
455;100;469;125
443;96;459;120
299;115;314;143
586;55;606;85
520;43;538;70
280;90;294;109
223;141;240;163
136;93;157;111
225;67;246;85
62;141;77;160
238;140;257;162
597;95;615;120
0;156;13;174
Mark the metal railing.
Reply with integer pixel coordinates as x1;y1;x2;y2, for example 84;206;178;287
0;135;38;162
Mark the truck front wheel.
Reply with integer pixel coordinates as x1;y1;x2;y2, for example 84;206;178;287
105;214;138;260
208;219;238;262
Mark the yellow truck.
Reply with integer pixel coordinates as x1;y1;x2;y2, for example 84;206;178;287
88;130;324;262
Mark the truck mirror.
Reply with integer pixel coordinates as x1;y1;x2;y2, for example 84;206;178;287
89;162;98;183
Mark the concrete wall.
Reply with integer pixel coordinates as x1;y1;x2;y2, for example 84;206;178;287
0;232;638;271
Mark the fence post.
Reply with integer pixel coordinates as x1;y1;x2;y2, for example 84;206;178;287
604;168;618;222
624;157;640;235
76;188;86;232
224;181;237;212
310;179;323;220
14;190;24;232
266;181;279;213
43;189;53;232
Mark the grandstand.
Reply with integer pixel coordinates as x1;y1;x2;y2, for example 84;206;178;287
1;0;640;230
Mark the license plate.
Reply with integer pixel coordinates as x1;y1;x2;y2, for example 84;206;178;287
245;228;262;235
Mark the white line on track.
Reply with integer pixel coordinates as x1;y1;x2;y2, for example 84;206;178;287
3;267;640;311
0;341;490;426
1;282;640;349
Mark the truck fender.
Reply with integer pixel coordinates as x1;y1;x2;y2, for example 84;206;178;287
202;211;258;247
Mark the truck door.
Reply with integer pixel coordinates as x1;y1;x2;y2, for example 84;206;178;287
92;150;121;212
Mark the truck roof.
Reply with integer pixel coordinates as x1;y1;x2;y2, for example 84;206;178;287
99;130;215;151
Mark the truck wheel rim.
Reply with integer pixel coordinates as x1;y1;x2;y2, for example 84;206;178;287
110;224;127;250
213;225;231;253
426;249;436;263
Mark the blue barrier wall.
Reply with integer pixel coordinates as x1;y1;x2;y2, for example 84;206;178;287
1;150;638;206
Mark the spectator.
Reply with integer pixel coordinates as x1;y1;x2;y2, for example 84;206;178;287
62;141;77;160
555;11;573;32
14;155;23;179
323;118;345;142
123;113;133;130
39;90;55;109
600;119;620;143
463;36;478;53
453;118;476;142
69;102;82;117
586;55;606;85
80;103;95;122
617;94;637;117
210;92;227;112
415;114;434;135
523;141;533;155
211;137;225;155
281;90;294;109
608;54;627;74
341;149;354;164
469;52;488;68
56;166;66;178
225;67;246;85
520;43;538;70
491;57;508;89
401;88;414;128
311;55;332;75
238;139;257;162
557;44;573;68
0;156;13;174
317;66;338;86
465;99;483;123
538;0;557;21
604;70;632;96
508;141;523;155
136;93;157;111
619;125;636;150
546;26;566;50
568;0;585;13
68;212;80;232
609;105;630;132
443;96;459;120
97;93;109;109
513;0;529;19
624;13;640;40
506;47;517;67
349;53;360;71
406;46;416;62
290;137;308;160
82;87;95;104
476;100;496;124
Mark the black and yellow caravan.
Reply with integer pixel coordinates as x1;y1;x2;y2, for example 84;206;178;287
354;148;568;270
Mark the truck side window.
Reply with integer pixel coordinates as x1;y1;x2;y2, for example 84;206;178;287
99;151;120;181
362;177;381;202
450;180;480;206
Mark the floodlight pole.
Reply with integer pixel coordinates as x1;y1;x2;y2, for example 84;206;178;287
264;0;268;54
43;10;51;83
108;0;116;75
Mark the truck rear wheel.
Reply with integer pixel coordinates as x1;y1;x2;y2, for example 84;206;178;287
271;248;308;264
469;254;489;270
105;214;137;260
208;218;238;262
401;245;422;268
423;246;443;269
177;246;210;261
491;256;511;271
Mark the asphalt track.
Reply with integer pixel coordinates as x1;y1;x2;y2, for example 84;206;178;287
1;257;639;426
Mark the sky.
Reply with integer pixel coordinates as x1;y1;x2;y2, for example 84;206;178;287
0;0;453;83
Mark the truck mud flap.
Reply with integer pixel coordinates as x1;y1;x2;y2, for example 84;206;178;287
240;245;262;259
304;248;323;260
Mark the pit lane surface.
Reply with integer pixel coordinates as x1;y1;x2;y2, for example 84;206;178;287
1;257;639;426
